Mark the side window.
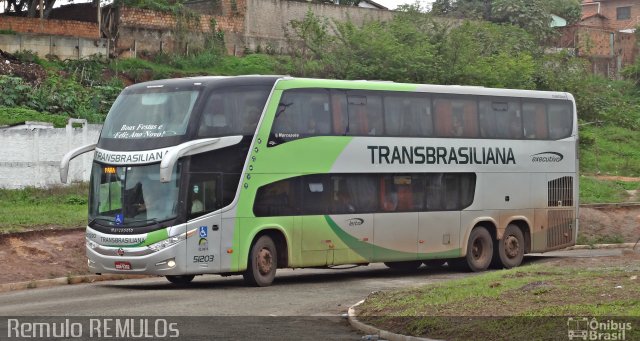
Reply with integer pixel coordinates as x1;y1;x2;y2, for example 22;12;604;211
379;174;426;212
345;92;384;136
188;175;222;219
253;173;476;217
330;91;348;135
548;102;573;139
301;175;332;215
434;97;478;138
198;86;270;137
425;173;476;211
270;89;331;144
384;94;433;137
479;99;521;138
253;177;300;217
433;98;453;137
330;174;378;214
522;102;548;139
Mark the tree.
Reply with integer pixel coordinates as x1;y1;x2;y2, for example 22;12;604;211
542;0;582;25
4;0;63;18
429;0;556;41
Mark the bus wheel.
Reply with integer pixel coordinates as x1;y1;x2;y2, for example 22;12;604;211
165;275;195;285
495;224;525;269
384;261;422;271
463;226;493;272
243;235;277;287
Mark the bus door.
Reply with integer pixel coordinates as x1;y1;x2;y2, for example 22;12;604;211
418;174;464;257
184;173;223;273
375;175;419;261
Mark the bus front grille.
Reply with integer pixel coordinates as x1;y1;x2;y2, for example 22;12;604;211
548;176;573;207
547;209;574;248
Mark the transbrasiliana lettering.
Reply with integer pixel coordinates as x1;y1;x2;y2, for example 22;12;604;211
367;145;516;165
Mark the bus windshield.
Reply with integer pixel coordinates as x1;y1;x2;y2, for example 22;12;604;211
101;88;201;139
89;163;180;227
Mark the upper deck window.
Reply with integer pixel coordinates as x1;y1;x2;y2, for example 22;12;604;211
198;86;271;137
101;87;200;139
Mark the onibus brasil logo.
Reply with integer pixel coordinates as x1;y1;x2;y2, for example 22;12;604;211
567;317;632;340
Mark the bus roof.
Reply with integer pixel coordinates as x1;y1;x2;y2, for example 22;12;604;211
275;77;570;100
126;76;570;101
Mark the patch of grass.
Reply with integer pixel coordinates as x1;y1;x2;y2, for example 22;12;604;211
580;124;640;177
577;234;625;246
358;262;640;340
579;177;640;204
0;183;89;233
0;106;70;128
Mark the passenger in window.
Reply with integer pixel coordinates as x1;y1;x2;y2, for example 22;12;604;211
190;185;204;214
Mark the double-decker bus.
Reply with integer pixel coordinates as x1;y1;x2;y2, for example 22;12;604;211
61;76;578;286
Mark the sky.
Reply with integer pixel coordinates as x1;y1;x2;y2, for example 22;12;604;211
375;0;435;10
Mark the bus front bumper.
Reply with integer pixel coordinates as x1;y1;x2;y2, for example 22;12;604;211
86;240;188;276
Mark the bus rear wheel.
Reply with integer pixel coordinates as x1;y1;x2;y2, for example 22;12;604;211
243;235;278;287
455;226;493;272
494;224;525;269
165;275;195;285
384;260;422;271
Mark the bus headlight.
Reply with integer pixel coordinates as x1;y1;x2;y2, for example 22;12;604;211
147;229;195;252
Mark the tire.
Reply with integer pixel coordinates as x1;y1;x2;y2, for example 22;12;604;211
423;259;447;268
243;235;278;287
494;224;525;269
165;275;195;285
384;260;422;271
462;226;494;272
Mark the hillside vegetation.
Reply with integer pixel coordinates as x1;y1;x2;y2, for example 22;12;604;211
1;6;638;183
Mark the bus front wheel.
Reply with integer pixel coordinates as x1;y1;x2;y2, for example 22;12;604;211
455;226;493;272
166;275;195;285
243;235;278;287
494;224;525;269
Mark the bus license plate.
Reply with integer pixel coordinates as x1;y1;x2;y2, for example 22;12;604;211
115;261;132;270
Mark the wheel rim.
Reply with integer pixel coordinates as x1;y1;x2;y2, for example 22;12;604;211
257;247;273;275
504;235;520;259
472;238;484;260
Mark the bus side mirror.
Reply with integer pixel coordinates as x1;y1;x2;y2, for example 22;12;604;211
159;136;243;183
60;143;97;183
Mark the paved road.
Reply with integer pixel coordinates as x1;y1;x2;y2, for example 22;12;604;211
0;249;625;340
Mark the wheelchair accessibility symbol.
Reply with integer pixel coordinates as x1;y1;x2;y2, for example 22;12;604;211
199;226;208;238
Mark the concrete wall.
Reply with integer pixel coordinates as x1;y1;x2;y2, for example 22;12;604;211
111;5;245;57
0;33;107;59
243;0;394;53
0;123;102;189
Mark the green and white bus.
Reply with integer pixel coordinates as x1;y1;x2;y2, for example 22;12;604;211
61;76;578;286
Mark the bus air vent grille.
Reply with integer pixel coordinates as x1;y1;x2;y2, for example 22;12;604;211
547;176;573;207
547;209;574;248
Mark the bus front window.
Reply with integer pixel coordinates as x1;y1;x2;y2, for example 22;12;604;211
89;163;180;227
101;88;200;140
